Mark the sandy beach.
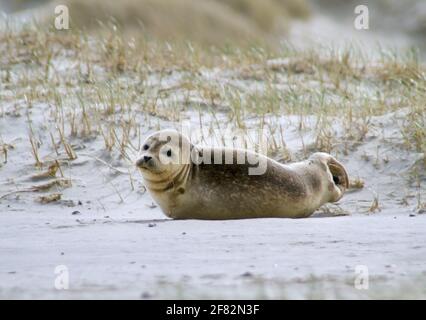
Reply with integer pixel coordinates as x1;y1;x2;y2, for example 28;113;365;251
1;0;425;299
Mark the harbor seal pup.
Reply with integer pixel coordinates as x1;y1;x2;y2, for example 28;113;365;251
136;129;348;219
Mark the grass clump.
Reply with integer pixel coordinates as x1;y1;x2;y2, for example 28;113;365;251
0;22;424;205
36;0;308;46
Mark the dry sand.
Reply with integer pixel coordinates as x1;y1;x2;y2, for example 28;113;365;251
1;97;425;299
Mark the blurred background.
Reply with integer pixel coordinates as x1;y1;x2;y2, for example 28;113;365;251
0;0;425;56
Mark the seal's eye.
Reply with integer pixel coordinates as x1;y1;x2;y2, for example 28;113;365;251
167;149;172;157
143;144;149;151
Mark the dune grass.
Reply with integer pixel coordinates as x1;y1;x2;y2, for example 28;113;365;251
26;0;310;46
0;23;425;187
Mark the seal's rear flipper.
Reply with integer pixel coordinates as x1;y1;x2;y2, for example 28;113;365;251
328;160;349;190
310;152;349;202
327;158;349;202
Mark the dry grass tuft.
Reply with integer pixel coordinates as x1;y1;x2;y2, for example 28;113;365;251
368;192;381;213
0;141;14;164
349;177;365;190
30;162;60;181
37;193;62;203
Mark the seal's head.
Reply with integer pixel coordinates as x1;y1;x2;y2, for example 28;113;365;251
136;129;193;181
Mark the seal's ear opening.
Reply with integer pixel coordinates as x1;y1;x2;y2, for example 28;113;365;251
328;159;349;191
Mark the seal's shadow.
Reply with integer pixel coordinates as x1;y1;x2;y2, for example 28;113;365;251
125;219;171;224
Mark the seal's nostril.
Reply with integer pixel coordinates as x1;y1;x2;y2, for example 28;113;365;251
136;156;151;167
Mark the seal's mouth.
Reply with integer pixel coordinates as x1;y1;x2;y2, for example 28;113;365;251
136;156;168;176
136;156;154;171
